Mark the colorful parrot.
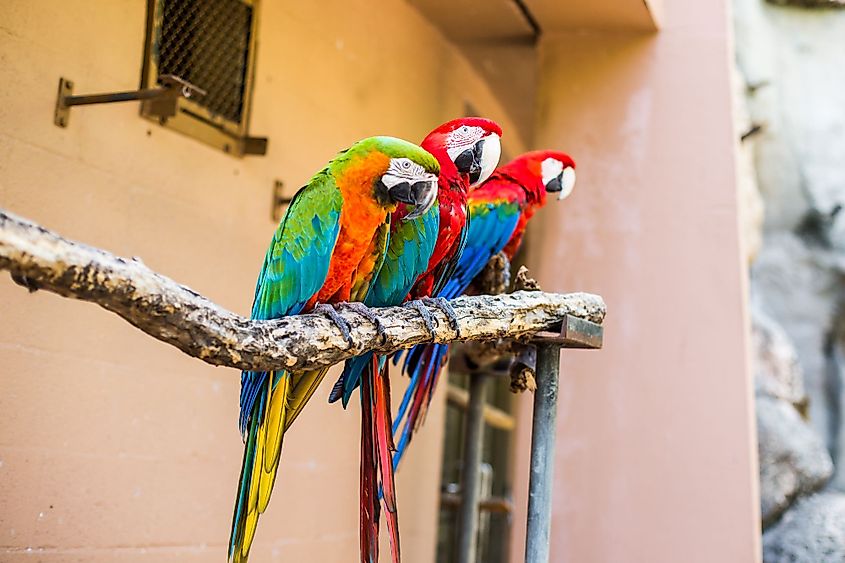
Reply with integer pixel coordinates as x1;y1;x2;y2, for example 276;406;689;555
326;118;503;563
392;151;577;469
228;136;440;563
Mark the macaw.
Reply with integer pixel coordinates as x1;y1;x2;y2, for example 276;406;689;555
228;136;440;563
326;118;503;563
392;151;577;469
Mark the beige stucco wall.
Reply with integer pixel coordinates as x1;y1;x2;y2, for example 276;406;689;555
508;0;762;561
0;1;526;561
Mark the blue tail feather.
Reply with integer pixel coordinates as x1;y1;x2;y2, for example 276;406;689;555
392;343;448;470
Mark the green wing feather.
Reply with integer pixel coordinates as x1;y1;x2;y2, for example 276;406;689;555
251;170;344;321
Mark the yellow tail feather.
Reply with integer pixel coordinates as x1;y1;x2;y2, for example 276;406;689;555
231;369;327;561
284;368;330;431
258;375;289;512
241;507;258;559
246;387;269;514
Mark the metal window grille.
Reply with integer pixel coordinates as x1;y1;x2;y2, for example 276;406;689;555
141;0;265;156
438;371;516;563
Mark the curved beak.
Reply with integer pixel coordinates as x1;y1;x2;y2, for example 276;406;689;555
545;166;576;200
454;144;480;182
475;133;501;187
388;173;439;220
454;134;502;187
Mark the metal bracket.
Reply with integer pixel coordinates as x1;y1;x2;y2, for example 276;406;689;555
239;136;269;156
54;75;206;128
532;314;603;349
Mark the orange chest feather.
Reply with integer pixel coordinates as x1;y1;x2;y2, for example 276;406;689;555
314;153;393;304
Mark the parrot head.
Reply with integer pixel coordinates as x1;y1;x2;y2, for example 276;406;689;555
500;150;576;204
342;136;441;220
422;117;503;187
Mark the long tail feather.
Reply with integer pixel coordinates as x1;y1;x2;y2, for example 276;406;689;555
416;344;449;429
373;357;400;563
258;374;289;512
392;344;449;470
392;348;424;435
229;371;297;562
360;355;402;563
360;367;379;563
229;376;269;562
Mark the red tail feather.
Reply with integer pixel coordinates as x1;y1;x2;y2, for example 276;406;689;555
360;370;379;563
373;357;400;563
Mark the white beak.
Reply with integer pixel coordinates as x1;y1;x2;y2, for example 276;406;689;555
558;167;576;200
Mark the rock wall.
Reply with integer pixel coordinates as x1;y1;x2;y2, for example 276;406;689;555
735;0;845;558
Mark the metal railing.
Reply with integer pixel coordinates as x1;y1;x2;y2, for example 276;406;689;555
453;315;603;563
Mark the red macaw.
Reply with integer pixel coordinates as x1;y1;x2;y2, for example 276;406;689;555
228;137;440;563
392;151;577;468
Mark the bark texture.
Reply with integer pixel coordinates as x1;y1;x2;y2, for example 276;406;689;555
0;208;606;372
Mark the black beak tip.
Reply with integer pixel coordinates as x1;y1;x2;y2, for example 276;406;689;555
387;181;414;205
546;175;563;193
454;148;474;176
468;168;482;185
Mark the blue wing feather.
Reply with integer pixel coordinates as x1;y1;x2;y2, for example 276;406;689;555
439;200;520;299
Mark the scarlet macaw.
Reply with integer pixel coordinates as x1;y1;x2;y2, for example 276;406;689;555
228;136;440;563
328;118;503;563
392;151;577;469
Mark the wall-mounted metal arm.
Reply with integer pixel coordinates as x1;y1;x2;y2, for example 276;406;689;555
54;75;206;128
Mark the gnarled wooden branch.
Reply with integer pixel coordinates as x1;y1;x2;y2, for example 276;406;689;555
0;208;606;372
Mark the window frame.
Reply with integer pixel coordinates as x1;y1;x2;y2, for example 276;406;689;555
139;0;261;156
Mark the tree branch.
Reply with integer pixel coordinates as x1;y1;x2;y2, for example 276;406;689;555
0;208;606;372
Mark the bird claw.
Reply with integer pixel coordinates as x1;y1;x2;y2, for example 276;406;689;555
404;300;438;337
338;302;387;344
314;303;354;349
422;297;461;337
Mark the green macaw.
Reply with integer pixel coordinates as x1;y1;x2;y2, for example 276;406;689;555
229;136;439;563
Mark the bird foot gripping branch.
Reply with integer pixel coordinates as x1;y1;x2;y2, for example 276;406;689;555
420;296;462;336
313;303;357;348
402;297;462;338
402;299;440;337
339;302;388;343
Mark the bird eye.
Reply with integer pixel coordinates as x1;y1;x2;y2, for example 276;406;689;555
401;160;411;169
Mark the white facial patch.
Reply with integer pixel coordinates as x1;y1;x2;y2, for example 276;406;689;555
445;125;485;161
381;157;428;188
541;157;564;186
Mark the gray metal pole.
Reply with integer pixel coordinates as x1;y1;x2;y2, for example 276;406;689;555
456;372;488;563
525;343;562;563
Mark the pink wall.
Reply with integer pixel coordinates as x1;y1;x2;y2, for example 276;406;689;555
509;1;762;561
